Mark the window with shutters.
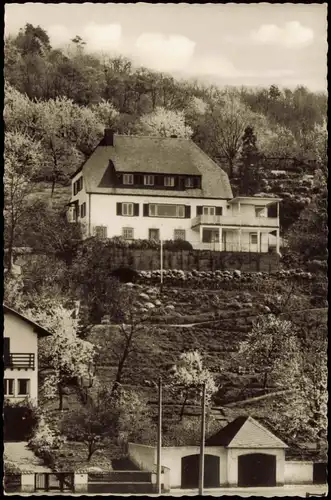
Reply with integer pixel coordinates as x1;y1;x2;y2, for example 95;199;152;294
95;226;107;239
144;175;154;186
4;379;14;396
203;206;216;216
185;177;194;188
73;177;83;195
123;174;134;185
18;379;30;396
174;229;186;240
164;176;175;187
123;227;134;240
80;202;86;218
122;203;134;216
149;204;185;218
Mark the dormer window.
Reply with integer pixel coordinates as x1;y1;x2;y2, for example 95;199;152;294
123;174;134;185
185;177;194;188
144;175;154;186
164;176;175;187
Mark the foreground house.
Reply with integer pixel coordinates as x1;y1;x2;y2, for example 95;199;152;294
3;304;51;403
68;130;281;253
128;416;327;489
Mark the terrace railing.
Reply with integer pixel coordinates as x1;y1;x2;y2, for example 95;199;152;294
5;353;35;370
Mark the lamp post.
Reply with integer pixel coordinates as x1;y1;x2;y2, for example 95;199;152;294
198;383;206;496
160;236;164;291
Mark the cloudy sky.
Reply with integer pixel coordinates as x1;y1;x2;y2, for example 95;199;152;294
5;2;328;91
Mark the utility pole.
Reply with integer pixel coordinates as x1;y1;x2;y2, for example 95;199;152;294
157;377;162;495
198;383;206;496
160;237;164;291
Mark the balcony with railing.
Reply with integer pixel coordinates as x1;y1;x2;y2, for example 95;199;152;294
191;214;279;229
5;353;35;370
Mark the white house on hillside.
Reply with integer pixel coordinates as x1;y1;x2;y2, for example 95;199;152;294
3;305;51;403
68;130;281;253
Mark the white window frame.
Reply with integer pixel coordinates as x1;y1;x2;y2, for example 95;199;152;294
17;379;30;396
250;233;258;244
149;228;160;241
122;203;134;216
123;174;134;185
4;379;15;396
185;177;194;188
174;229;186;241
203;206;216;216
149;204;185;218
123;227;134;240
144;175;155;186
95;226;108;239
164;176;175;187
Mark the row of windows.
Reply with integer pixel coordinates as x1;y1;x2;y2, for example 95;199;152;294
122;174;197;189
96;226;186;241
116;203;223;218
76;203;266;221
73;177;83;196
4;378;30;397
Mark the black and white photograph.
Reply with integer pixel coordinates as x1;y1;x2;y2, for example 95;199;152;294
3;2;328;496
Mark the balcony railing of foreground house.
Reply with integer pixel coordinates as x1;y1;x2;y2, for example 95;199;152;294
191;214;279;229
5;353;35;370
195;242;271;252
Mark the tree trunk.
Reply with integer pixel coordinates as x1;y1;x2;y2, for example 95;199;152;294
179;393;188;421
262;371;269;391
58;384;64;410
6;218;15;272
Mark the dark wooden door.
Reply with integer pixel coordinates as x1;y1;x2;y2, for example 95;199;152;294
313;463;327;484
238;453;276;487
181;454;220;489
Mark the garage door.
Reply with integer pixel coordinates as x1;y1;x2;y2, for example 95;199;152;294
313;463;327;484
181;454;220;488
238;453;276;487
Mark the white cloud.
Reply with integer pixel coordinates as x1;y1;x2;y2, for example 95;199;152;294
83;23;122;52
187;55;240;78
134;33;196;72
48;22;122;52
250;21;314;47
48;24;72;47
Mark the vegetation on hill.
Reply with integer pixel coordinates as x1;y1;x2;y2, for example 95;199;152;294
4;24;327;254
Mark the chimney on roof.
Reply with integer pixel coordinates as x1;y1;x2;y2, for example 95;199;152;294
104;128;114;146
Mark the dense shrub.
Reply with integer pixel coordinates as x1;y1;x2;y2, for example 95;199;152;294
4;399;40;441
111;266;139;283
103;237;193;251
28;421;66;468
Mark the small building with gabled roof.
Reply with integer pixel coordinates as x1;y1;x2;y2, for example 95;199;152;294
3;304;51;404
129;415;291;489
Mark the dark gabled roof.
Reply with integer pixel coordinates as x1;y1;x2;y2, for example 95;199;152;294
206;416;288;448
3;304;52;337
75;135;233;199
206;416;249;446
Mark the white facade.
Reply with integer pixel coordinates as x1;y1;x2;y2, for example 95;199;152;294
68;174;281;254
3;308;49;404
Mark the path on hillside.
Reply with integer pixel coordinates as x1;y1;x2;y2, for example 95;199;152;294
4;442;51;472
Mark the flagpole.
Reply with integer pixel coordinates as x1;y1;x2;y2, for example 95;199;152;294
198;383;206;495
